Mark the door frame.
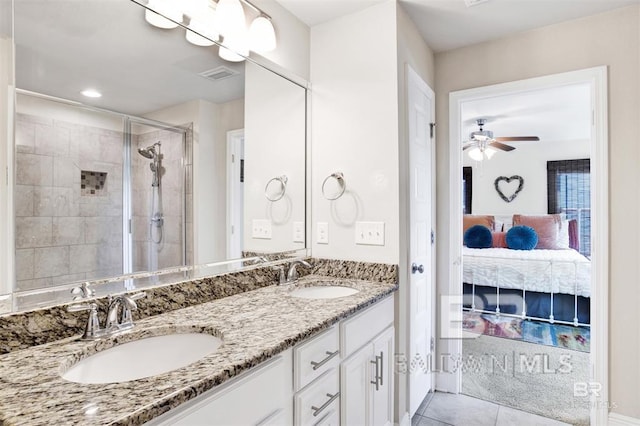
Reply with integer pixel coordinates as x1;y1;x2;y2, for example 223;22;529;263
399;65;436;423
442;66;608;426
226;129;244;259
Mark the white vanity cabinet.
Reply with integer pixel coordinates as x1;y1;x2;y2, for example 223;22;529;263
145;295;395;426
146;349;293;426
340;297;394;426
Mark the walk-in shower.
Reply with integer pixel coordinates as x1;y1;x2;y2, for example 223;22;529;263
13;91;192;293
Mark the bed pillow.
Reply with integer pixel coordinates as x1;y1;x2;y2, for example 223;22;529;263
492;231;507;248
506;226;538;250
463;215;495;233
556;219;571;249
464;225;493;249
512;214;563;249
568;219;580;251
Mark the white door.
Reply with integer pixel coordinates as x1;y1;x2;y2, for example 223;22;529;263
226;129;244;259
407;66;435;415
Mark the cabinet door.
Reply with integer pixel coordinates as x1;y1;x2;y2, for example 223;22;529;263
340;343;372;425
371;327;394;426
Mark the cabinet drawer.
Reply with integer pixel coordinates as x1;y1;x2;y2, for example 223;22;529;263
294;325;339;391
294;369;340;426
340;296;393;357
147;350;292;426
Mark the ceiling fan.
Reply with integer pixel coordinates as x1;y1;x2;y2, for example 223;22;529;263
463;118;540;160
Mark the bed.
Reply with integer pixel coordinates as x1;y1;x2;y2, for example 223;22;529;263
462;247;591;325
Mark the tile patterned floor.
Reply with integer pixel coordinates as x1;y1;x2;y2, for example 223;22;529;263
411;392;571;426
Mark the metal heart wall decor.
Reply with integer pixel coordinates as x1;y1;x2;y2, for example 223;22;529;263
494;175;524;203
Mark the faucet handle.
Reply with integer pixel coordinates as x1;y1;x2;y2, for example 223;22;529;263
67;302;94;312
67;302;102;340
70;282;94;301
120;292;146;326
272;266;286;285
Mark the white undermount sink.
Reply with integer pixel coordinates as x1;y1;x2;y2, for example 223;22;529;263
289;285;359;300
61;333;222;384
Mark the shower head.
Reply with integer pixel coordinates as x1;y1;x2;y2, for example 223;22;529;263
137;146;155;159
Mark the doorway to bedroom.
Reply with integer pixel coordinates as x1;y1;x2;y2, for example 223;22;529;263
446;68;608;426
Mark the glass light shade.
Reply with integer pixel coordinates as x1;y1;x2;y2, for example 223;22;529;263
186;7;218;46
468;147;483;161
219;44;246;62
484;147;497;159
249;16;276;53
145;0;182;29
214;0;246;38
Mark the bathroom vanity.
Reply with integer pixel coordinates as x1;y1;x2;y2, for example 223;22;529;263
0;270;397;425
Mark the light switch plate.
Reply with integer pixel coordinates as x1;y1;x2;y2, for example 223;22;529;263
317;222;329;244
252;219;272;239
355;221;385;246
293;221;304;243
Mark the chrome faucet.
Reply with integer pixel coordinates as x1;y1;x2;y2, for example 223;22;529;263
67;283;146;340
287;259;312;282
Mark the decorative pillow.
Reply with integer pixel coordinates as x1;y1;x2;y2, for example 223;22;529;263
506;226;538;250
568;219;580;251
512;214;563;249
491;231;507;248
463;215;495;233
556;219;570;249
464;225;493;249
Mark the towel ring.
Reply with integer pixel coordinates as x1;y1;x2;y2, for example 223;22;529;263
322;172;346;200
265;175;288;202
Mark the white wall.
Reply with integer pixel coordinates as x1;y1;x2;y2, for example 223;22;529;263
463;139;590;215
435;5;640;418
243;61;305;253
310;0;400;264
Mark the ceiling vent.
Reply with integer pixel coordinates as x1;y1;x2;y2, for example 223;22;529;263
199;66;238;81
464;0;489;7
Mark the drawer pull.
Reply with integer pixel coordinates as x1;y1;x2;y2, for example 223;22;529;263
310;350;339;371
311;392;340;417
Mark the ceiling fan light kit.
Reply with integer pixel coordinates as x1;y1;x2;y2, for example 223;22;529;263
464;118;540;161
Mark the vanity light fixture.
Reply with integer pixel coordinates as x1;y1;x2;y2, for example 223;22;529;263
81;89;102;98
141;0;277;62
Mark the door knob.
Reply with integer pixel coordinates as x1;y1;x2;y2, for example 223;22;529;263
411;263;424;274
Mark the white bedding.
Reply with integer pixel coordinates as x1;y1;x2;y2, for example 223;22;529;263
463;247;591;297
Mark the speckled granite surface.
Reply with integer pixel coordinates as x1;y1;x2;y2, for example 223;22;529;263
0;275;397;426
0;258;397;354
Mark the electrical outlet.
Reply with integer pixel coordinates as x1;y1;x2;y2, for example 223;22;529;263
317;222;329;244
293;221;304;243
252;219;272;239
355;221;385;246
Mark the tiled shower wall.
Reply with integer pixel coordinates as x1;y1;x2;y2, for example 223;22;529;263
14;113;124;291
131;128;187;272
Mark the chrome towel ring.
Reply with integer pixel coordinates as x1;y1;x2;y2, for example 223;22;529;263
322;172;346;200
265;175;288;201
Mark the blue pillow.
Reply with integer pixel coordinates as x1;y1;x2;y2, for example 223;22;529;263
464;225;492;249
506;225;538;250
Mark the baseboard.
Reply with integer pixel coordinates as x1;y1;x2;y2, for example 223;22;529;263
397;411;410;426
609;412;640;425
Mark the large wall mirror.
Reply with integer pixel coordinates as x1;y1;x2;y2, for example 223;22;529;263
3;0;307;312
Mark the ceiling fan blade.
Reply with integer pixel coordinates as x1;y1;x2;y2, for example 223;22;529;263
489;141;516;151
494;136;540;142
462;141;476;150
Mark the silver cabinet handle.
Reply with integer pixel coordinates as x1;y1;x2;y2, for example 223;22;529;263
370;352;383;390
310;350;339;371
370;357;380;391
311;392;340;417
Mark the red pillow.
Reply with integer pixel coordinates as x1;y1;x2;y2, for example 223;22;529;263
512;214;563;249
492;231;507;248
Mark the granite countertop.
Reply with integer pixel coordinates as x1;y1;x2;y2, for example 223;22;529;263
0;275;397;425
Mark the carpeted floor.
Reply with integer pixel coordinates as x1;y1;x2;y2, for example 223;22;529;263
462;334;590;425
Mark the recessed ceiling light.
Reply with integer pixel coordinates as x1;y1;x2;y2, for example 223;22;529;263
81;89;102;98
